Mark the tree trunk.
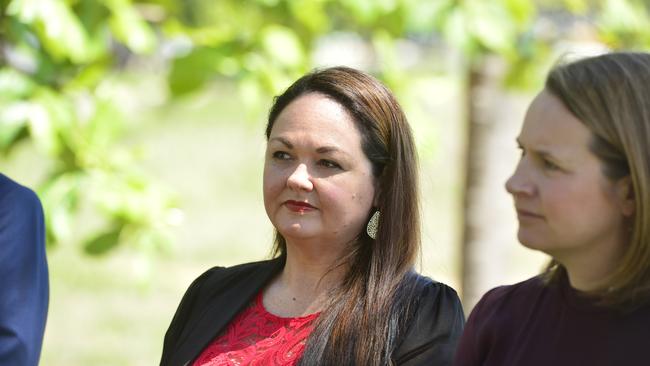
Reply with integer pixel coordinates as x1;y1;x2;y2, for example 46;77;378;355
460;55;526;312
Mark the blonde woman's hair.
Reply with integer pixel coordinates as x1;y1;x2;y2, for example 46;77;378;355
544;52;650;308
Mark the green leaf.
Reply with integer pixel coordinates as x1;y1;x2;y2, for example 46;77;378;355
0;68;36;99
260;25;304;68
505;0;536;25
66;63;111;91
341;0;380;24
503;42;552;90
288;0;330;33
443;7;475;55
238;74;265;115
83;226;122;255
372;30;404;88
466;1;517;55
104;0;157;54
8;0;95;62
404;0;454;33
0;101;29;151
25;100;59;156
29;89;75;157
598;0;650;48
563;0;589;14
39;172;84;245
168;47;220;96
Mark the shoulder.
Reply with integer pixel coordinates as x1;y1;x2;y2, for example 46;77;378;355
179;258;283;305
410;274;464;321
406;274;465;344
393;274;465;365
0;175;45;255
471;275;546;317
462;275;547;341
0;174;42;214
489;275;546;297
161;258;283;363
195;258;283;283
453;276;547;366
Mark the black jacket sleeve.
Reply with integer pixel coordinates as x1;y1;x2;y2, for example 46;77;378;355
394;281;466;366
160;267;223;365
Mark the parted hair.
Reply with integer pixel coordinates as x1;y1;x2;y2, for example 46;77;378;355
265;66;421;365
545;52;650;308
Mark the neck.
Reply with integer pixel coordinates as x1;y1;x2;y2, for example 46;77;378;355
279;238;347;295
555;231;627;292
563;258;617;292
263;238;348;316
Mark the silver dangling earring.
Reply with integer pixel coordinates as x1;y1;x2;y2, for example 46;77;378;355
366;211;380;239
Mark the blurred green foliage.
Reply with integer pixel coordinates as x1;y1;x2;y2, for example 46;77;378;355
1;0;173;256
1;0;649;258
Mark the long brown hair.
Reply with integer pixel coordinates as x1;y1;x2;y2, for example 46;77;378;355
545;52;650;308
266;67;421;365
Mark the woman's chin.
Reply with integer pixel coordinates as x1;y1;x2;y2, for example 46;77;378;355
277;224;319;240
517;231;547;252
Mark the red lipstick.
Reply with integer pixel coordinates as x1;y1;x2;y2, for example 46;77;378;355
284;200;316;213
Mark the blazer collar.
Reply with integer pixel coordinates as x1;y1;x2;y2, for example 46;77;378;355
172;257;284;366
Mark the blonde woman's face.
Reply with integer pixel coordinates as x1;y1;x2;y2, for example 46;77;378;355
263;93;376;248
505;90;633;268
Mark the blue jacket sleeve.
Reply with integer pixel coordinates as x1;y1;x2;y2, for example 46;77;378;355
0;178;49;366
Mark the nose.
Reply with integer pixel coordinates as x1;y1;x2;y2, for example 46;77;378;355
287;163;314;192
505;160;535;197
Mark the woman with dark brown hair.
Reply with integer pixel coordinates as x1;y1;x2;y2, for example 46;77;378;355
454;52;650;366
160;66;465;366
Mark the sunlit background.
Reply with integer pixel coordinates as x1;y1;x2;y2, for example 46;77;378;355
1;0;649;364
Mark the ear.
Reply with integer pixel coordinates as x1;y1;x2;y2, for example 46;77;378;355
615;176;635;217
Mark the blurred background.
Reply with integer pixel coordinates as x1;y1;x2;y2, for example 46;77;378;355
1;0;650;364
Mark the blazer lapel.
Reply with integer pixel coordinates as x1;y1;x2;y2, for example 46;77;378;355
171;258;284;366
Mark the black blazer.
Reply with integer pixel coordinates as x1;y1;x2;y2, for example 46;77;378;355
161;258;465;366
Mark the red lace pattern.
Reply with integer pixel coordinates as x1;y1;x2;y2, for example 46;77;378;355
193;293;319;366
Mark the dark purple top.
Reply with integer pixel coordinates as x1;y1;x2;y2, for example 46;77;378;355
454;272;650;366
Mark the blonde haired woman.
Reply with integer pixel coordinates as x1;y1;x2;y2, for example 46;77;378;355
455;52;650;365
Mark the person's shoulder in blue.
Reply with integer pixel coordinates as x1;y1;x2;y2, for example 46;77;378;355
0;173;49;366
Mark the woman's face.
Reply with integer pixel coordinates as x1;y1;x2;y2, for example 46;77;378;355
505;90;633;265
263;93;377;246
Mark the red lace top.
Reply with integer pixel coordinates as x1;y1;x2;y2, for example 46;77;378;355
192;293;320;366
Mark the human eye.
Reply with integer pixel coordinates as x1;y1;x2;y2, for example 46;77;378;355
542;158;561;171
318;159;342;169
272;151;292;160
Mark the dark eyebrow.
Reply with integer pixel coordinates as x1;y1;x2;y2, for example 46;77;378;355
269;137;349;156
269;137;293;149
316;146;344;154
